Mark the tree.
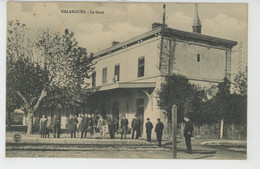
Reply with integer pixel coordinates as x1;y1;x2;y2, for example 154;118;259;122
36;28;95;107
232;67;247;96
7;58;48;132
209;78;232;138
6;86;23;127
7;21;95;134
7;20;43;129
230;67;247;127
156;74;203;124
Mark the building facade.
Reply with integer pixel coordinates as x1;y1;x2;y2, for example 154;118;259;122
84;19;237;137
29;6;237;138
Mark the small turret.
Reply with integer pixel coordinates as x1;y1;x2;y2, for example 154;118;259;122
192;3;202;33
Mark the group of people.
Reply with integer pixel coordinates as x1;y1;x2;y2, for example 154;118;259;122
144;115;194;154
96;115;119;139
39;114;61;138
131;114;164;146
145;118;164;146
66;114;96;139
66;113;123;139
39;113;194;153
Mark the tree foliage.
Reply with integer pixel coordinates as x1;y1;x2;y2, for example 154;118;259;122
195;78;247;126
7;57;48;113
232;67;247;96
156;74;205;123
7;20;30;65
156;74;247;127
6;20;95;133
35;28;95;105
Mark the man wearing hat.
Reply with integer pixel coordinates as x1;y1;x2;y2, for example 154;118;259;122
184;115;193;154
120;114;129;139
145;118;153;142
67;114;78;138
51;114;60;138
131;114;141;139
155;118;164;146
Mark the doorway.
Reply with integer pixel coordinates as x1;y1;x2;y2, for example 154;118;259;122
136;98;145;135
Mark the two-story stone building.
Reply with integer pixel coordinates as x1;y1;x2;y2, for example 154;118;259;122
82;7;237;137
36;5;238;138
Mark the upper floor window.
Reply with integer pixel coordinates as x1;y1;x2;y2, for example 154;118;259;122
92;71;96;87
114;64;120;82
197;54;200;62
102;67;107;85
138;57;145;77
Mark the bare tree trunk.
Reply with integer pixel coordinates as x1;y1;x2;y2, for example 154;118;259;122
27;112;34;134
15;88;47;135
220;118;224;139
6;111;11;128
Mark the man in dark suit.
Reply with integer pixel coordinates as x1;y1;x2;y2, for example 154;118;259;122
107;115;118;139
145;118;153;142
155;118;164;146
88;114;95;137
67;114;78;138
82;113;89;138
184;115;193;154
51;114;60;138
131;114;141;139
120;114;128;139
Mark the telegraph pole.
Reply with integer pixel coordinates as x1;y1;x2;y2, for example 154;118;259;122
158;4;178;158
172;104;177;159
159;4;166;71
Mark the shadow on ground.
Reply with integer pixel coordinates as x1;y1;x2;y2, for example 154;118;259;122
161;141;217;155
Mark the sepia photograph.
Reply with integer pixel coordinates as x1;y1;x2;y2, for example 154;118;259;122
5;1;248;160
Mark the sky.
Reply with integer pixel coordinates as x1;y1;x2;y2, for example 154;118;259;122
7;2;248;74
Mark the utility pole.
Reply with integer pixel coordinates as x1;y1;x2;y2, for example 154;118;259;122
158;4;177;158
172;104;177;159
159;4;167;71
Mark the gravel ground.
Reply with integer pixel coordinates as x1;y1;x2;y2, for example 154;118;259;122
5;132;247;159
5;149;246;159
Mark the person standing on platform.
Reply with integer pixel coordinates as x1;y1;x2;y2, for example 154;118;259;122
98;116;107;139
155;118;164;146
74;115;79;137
39;115;47;138
67;114;78;138
107;115;117;139
88;114;95;138
184;115;194;154
78;114;84;138
120;114;128;139
131;114;141;139
82;113;89;138
45;116;51;138
51;114;59;138
57;117;61;138
145;118;153;142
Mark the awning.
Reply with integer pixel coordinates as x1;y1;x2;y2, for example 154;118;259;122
95;82;156;92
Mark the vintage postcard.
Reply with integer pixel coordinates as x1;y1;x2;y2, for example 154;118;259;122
5;1;247;160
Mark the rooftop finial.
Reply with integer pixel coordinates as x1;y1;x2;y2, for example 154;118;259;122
192;3;202;33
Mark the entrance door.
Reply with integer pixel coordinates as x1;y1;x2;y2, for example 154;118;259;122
136;98;145;135
100;103;107;118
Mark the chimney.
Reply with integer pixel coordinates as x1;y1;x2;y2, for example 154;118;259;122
112;41;120;46
152;22;167;29
192;3;202;33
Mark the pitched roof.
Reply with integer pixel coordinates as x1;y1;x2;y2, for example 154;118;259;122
94;26;237;58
